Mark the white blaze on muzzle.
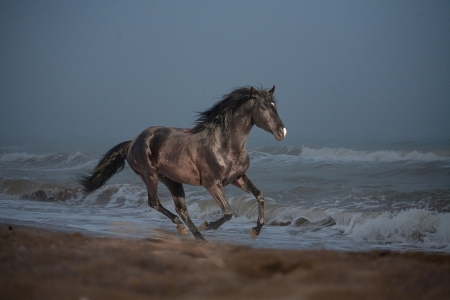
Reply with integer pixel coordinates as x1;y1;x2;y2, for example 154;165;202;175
283;127;287;138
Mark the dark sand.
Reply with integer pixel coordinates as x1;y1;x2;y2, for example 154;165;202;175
1;223;449;300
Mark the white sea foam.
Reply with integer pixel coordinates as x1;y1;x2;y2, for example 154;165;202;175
0;151;97;172
300;147;450;162
251;146;450;165
2;145;448;168
0;152;48;163
1;180;449;251
225;195;450;250
337;209;450;249
1;141;449;252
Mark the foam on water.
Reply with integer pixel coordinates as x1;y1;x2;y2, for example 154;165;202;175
0;152;51;163
0;151;97;172
254;145;450;162
1;193;448;251
301;147;450;162
1;141;449;252
339;209;450;250
182;194;450;251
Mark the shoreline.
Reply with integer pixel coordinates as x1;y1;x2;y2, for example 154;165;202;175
1;222;450;299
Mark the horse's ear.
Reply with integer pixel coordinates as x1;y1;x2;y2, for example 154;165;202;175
250;86;258;98
268;85;275;95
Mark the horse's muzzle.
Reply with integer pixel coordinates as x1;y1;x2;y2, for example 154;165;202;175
275;127;287;141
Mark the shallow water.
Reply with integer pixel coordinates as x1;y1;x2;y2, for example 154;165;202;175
1;137;449;252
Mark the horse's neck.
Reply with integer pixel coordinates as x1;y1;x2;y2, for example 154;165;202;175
219;111;253;153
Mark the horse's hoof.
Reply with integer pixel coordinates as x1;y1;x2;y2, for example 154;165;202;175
198;221;209;232
250;228;258;240
176;225;188;235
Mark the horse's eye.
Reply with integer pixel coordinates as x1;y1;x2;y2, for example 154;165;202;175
261;105;267;110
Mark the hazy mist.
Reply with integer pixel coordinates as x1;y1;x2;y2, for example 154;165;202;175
1;1;449;145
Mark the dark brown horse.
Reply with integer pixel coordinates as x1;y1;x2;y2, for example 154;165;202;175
79;86;286;241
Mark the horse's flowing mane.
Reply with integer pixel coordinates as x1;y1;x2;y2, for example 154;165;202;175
191;86;274;136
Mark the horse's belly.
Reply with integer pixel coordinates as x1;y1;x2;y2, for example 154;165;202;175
221;168;247;186
157;164;201;186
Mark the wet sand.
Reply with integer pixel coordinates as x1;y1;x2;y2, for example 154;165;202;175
1;223;449;300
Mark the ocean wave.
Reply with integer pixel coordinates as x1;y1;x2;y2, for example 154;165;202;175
0;151;96;169
0;179;147;208
194;195;450;249
0;152;55;163
253;145;450;162
2;177;448;249
339;209;450;249
0;178;84;202
2;145;448;172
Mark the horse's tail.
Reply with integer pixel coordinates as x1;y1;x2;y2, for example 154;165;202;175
78;141;132;192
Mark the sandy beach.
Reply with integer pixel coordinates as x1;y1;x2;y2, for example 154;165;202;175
1;223;449;300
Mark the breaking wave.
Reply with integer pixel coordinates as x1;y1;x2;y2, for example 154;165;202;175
0;151;95;169
254;145;450;162
2;145;449;173
0;178;147;208
1;177;449;250
2;142;449;251
189;195;450;250
339;209;450;249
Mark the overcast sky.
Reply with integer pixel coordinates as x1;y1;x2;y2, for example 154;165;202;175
1;1;449;145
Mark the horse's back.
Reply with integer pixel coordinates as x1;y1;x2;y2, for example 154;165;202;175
128;126;187;161
127;126;202;185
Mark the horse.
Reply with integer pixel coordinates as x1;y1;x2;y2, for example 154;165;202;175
78;86;286;241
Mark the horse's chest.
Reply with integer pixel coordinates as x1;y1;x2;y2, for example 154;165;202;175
197;149;249;186
230;158;248;173
219;155;249;183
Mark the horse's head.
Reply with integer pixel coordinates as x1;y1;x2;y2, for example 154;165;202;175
250;86;287;141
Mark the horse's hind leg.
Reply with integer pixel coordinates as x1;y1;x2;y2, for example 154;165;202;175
159;175;205;241
132;169;186;235
146;190;188;235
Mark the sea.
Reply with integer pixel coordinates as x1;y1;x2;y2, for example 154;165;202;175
1;135;449;252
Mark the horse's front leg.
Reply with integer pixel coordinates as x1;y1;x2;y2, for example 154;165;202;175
198;184;233;232
232;174;264;240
